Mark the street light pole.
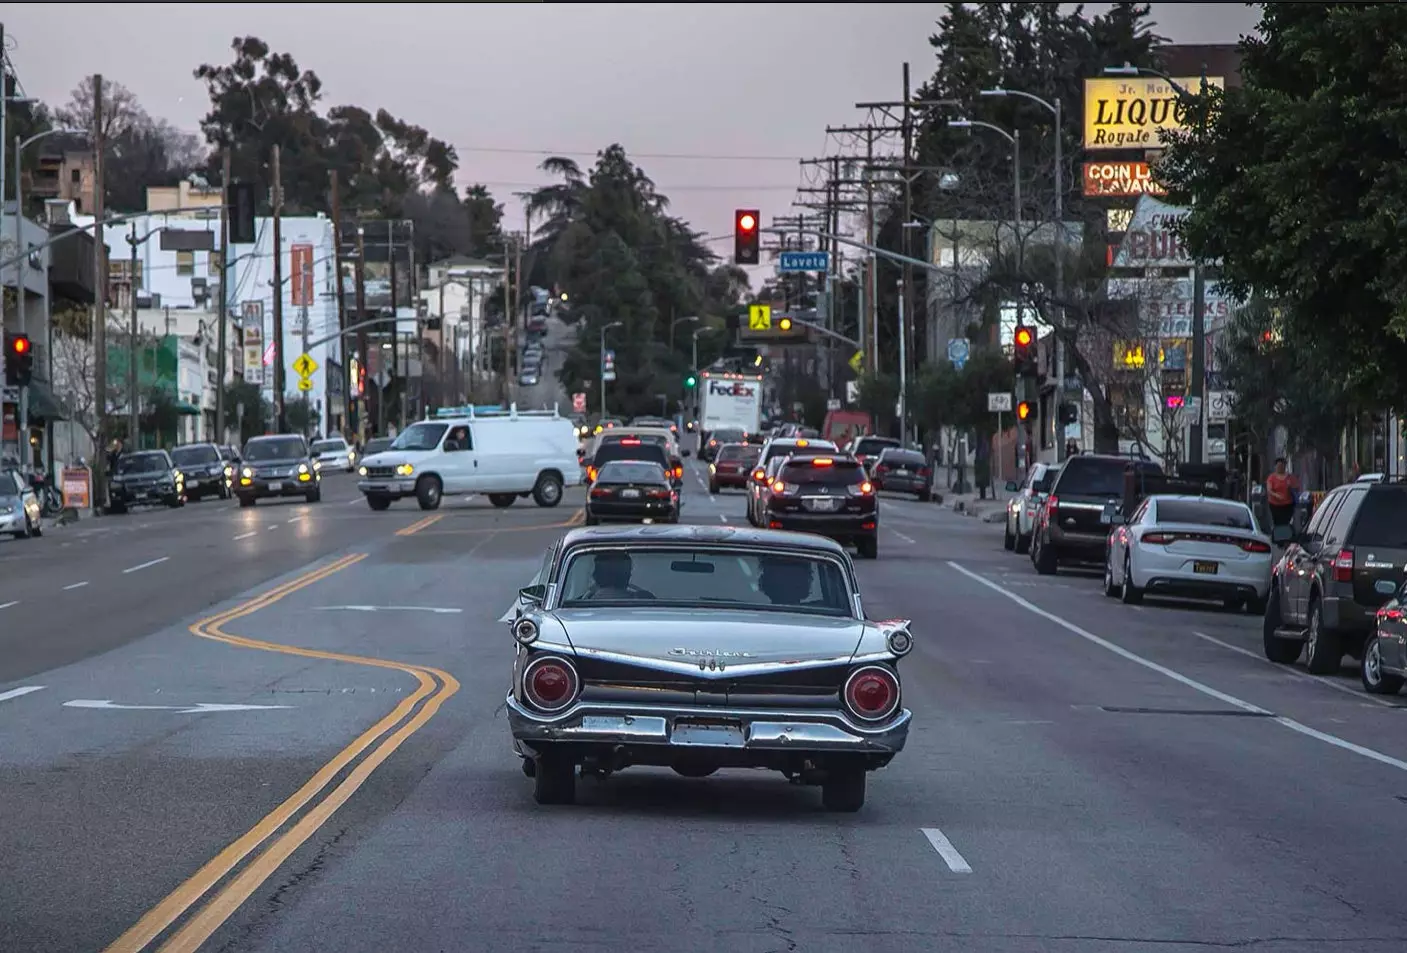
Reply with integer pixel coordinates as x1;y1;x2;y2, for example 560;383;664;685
599;320;622;417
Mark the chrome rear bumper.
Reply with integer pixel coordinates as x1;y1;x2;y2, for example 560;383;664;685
506;694;910;754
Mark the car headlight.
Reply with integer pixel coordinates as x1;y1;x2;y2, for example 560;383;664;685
298;463;310;474
358;465;368;476
241;467;253;478
395;463;414;476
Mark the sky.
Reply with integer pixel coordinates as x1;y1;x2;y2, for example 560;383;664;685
2;2;1260;259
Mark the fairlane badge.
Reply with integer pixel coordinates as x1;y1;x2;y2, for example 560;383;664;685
668;648;756;658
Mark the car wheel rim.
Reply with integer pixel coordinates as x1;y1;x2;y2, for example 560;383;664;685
542;481;560;503
428;484;440;503
1365;641;1381;684
1307;612;1319;657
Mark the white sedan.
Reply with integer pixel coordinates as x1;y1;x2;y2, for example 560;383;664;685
1103;494;1273;613
311;438;356;473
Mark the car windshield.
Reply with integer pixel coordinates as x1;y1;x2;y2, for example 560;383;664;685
594;443;669;467
597;461;667;484
243;438;307;462
312;440;346;453
116;452;168;474
781;459;866;486
170;445;218;467
1156;499;1254;529
880;450;925;467
391;423;448;452
0;470;22;497
557;547;852;617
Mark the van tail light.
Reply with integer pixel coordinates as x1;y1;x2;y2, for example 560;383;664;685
673;466;683;479
1333;548;1354;582
1240;539;1272;554
522;656;580;713
1141;531;1175;545
1045;494;1059;516
843;666;901;722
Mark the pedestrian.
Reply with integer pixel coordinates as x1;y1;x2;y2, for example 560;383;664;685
1266;457;1299;530
105;437;124;475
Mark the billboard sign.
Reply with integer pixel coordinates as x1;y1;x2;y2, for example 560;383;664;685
337;219;414;314
242;307;264;386
1111;195;1191;269
1083;161;1167;198
1083;76;1225;151
290;244;314;306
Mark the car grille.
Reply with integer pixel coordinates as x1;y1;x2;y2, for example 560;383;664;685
256;467;294;478
365;466;395;478
573;657;849;709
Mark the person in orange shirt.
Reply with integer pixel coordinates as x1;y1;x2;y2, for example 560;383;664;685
1265;457;1299;528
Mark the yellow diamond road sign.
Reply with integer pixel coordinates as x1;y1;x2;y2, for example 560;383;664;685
848;349;864;373
292;353;318;378
296;376;314;392
748;304;772;331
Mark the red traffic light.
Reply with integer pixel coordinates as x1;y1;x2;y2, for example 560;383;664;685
738;212;757;232
10;335;29;355
1014;326;1034;348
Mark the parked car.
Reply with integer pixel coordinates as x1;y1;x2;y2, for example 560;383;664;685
108;450;185;513
1004;463;1061;554
1031;454;1164;574
0;468;43;539
505;525;913;809
870;447;931;501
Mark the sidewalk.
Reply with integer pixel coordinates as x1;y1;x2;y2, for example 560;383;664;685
942;487;1015;523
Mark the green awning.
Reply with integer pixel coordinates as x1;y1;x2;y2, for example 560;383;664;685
174;401;201;415
21;382;68;422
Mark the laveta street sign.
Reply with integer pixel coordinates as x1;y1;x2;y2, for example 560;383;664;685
1082;76;1225;150
748;304;772;331
293;353;319;378
778;251;829;273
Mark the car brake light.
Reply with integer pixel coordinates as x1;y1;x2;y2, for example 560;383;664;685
1380;607;1405;622
811;457;834;466
673;466;683;479
523;656;579;713
771;480;787;493
1240;539;1272;554
1045;494;1059;515
620;437;641;445
858;481;874;495
796;440;809;447
1333;547;1354;582
586;467;597;482
647;488;671;499
1141;531;1175;545
843;666;900;722
589;487;612;498
918;467;930;477
753;469;767;482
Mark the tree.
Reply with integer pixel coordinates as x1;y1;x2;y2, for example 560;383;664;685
462;184;505;257
222;381;270;444
1158;3;1407;412
51;319;126;455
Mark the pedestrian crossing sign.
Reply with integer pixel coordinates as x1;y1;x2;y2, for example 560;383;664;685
748;304;772;331
849;350;864;373
293;353;318;378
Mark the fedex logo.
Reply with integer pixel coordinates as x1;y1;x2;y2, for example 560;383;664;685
709;381;756;398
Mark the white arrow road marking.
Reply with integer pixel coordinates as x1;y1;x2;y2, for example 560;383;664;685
64;699;293;713
313;605;463;614
0;686;45;704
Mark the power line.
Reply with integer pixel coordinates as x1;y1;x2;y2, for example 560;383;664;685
460;146;802;162
479;181;800;193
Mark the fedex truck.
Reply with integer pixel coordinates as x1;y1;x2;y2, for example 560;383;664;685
698;371;763;440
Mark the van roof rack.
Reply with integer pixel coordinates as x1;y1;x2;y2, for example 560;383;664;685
431;403;562;420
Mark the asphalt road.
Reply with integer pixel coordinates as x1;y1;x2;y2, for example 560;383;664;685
4;459;1407;952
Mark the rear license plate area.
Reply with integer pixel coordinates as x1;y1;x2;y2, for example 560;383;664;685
804;497;840;512
1193;560;1218;575
621;489;641;498
672;717;745;747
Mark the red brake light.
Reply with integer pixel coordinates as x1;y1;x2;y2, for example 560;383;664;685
1333;548;1354;582
1381;607;1405;622
1141;531;1175;545
1045;494;1059;514
620;437;641;445
811;458;834;466
753;469;767;482
586;467;598;481
917;467;930;477
843;666;900;722
771;480;787;493
523;656;579;712
589;486;611;498
647;487;671;498
1240;539;1272;554
673;466;683;479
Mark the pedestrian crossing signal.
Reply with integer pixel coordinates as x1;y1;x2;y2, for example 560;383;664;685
1016;400;1033;422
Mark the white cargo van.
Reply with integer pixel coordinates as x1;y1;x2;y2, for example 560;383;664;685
356;405;582;511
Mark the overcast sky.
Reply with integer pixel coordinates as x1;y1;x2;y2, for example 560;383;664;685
2;3;1260;250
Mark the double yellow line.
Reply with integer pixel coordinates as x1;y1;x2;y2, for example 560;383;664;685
395;512;445;536
104;553;460;953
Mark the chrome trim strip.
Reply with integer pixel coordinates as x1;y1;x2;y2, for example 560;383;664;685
551;643;875;680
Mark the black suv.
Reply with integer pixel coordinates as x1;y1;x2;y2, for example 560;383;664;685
1032;454;1163;574
762;454;878;559
235;434;323;506
109;450;185;513
1264;478;1407;674
170;442;231;501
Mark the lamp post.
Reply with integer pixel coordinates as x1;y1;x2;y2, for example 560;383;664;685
691;325;719;429
980;87;1068;459
669;313;698;352
599;320;622;416
1105;62;1210;464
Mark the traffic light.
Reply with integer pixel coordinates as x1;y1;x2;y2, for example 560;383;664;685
1016;400;1033;423
734;209;760;265
228;181;258;245
4;333;33;387
778;317;793;332
1013;324;1035;376
685;372;697;389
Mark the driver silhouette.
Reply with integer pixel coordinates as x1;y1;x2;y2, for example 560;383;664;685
757;557;815;607
585;551;655;600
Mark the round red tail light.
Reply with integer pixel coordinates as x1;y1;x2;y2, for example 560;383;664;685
523;656;579;713
843;665;900;722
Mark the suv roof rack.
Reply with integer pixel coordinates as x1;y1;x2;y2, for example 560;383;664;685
431;403;563;420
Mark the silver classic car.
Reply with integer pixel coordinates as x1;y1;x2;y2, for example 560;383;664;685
506;524;913;811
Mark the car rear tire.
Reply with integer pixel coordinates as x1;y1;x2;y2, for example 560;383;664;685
1262;587;1302;664
821;767;866;812
584;512;599;526
1003;521;1016;551
415;475;443;511
532;472;564;508
1361;638;1405;695
1103;559;1119;598
1120;555;1143;604
533;752;576;805
918;490;931;502
489;494;516;508
1015;532;1031;555
1033;535;1058;575
1304;599;1342;675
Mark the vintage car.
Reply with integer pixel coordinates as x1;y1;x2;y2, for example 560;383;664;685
505;524;913;811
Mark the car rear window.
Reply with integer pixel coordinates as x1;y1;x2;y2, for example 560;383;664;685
596;460;666;483
711;429;744;442
1347;489;1407;547
1057;458;1161;496
717;444;756;462
854;437;899;456
764;441;835;464
781;458;865;486
594;442;668;467
1156;499;1254;529
880;450;925;467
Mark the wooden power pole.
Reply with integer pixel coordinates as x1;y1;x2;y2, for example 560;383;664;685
90;74;109;513
270;144;285;432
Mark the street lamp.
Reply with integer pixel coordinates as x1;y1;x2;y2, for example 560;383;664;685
1103;63;1211;464
689;325;719;429
980;87;1069;460
599;320;623;416
670;313;699;350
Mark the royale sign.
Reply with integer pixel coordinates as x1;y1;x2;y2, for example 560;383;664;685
1083;161;1167;198
1083;76;1225;150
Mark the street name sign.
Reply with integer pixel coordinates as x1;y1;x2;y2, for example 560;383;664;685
778;251;829;273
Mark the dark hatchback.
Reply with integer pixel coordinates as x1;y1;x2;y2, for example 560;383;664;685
170;443;231;501
763;455;878;559
708;442;761;493
109;450;185;513
584;460;679;525
871;448;931;501
236;434;323;506
701;427;746;462
587;438;679;488
1033;454;1163;574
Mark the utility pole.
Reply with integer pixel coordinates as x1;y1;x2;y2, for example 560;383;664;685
270;143;285;433
214;150;230;442
300;303;311;434
91;74;109;513
126;221;140;444
512;233;523;405
328;170;347;435
387;224;399;430
354;224;369;442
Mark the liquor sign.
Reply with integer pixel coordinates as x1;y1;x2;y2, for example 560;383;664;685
1083;76;1225;151
1083;161;1167;198
290;244;315;306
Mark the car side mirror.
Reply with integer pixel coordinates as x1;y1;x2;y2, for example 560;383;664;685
518;584;547;605
1004;480;1019;492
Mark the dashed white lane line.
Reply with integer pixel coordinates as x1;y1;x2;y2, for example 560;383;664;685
266;524;279;530
718;512;728;524
950;561;1407;774
0;600;18;610
62;581;89;591
921;828;973;873
890;530;916;545
233;531;258;540
122;556;170;574
1191;630;1400;709
0;686;45;704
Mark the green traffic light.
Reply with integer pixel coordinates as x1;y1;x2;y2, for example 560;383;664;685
685;375;697;388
